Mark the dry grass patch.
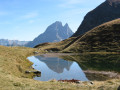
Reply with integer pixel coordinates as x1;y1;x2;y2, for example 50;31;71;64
0;46;120;90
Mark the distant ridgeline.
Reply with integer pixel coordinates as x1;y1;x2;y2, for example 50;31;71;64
25;21;74;47
0;39;29;46
35;0;120;53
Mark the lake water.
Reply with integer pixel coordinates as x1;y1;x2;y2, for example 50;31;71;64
28;53;120;81
28;54;89;81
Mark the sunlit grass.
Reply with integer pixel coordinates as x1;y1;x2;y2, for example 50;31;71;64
0;45;120;90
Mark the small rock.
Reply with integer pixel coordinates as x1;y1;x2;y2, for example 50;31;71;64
33;71;41;74
25;70;41;74
90;81;93;85
25;71;31;73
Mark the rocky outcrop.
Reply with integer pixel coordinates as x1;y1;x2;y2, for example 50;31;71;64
73;0;120;37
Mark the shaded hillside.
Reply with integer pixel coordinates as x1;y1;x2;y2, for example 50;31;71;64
73;0;120;37
26;21;73;47
34;37;77;52
64;19;120;52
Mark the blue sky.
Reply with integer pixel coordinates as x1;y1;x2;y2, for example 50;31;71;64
0;0;105;41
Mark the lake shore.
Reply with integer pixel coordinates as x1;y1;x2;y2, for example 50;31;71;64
0;46;120;90
31;53;120;81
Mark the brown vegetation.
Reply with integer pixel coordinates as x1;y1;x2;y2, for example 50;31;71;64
64;19;120;52
0;46;120;89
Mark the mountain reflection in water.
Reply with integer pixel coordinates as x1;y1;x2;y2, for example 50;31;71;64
28;55;88;81
35;56;73;73
28;54;120;81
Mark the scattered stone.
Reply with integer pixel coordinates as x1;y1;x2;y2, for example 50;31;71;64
25;70;41;74
33;71;41;74
25;71;31;73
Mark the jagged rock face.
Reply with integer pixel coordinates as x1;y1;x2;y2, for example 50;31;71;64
26;21;73;47
73;0;120;37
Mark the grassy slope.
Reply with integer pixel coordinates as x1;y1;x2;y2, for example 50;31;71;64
35;19;120;53
0;46;120;90
63;19;120;52
35;37;77;52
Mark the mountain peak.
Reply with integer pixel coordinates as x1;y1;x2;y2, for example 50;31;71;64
26;21;74;47
54;21;62;25
64;23;69;27
72;0;120;37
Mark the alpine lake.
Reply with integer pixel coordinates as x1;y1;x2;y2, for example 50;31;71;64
28;53;120;81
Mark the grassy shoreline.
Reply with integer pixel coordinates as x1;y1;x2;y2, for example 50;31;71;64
0;46;120;90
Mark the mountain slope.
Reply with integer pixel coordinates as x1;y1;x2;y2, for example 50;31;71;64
26;21;73;47
34;37;77;53
73;0;120;37
0;39;29;46
64;19;120;52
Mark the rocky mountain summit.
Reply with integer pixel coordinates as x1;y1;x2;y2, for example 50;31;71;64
73;0;120;37
26;21;73;47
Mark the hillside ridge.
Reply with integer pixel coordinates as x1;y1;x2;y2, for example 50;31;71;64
73;0;120;37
